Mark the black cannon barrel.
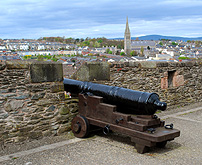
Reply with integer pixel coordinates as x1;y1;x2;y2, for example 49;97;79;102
63;78;167;115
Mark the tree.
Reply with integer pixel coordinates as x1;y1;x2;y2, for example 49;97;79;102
159;41;163;46
89;41;93;47
75;38;80;43
130;50;138;56
94;41;100;48
83;41;90;46
98;39;103;43
109;51;112;54
140;46;144;56
172;42;178;46
37;55;44;61
80;38;84;42
106;49;110;54
195;41;201;47
120;52;125;56
117;44;122;49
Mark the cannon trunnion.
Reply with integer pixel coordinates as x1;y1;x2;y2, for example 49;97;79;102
63;79;180;154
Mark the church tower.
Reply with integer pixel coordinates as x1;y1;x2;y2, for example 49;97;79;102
124;17;131;56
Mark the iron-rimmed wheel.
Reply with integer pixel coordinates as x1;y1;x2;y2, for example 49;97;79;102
71;115;90;138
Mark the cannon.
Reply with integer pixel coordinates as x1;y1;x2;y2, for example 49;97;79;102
64;78;180;153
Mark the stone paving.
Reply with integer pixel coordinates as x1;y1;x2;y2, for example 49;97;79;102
0;103;202;165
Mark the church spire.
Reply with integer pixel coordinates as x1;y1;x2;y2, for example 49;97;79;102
124;16;131;56
125;16;130;33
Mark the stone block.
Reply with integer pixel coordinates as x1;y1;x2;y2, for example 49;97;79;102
43;130;52;137
28;131;43;139
57;124;71;135
31;93;45;100
15;136;27;142
59;105;70;115
124;62;129;67
12;94;30;100
185;62;194;67
46;105;56;112
173;75;184;87
0;113;9;119
161;77;168;89
50;83;64;93
128;61;140;67
36;99;55;106
4;100;24;112
6;60;30;69
157;62;168;67
0;61;6;70
56;115;69;123
14;116;24;121
168;62;179;67
139;61;157;68
30;61;63;83
72;62;110;81
19;126;34;132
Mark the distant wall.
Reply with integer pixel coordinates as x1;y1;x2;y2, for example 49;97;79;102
96;61;202;109
0;61;78;143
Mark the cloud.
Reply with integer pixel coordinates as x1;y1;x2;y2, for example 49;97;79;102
0;0;202;38
131;16;202;37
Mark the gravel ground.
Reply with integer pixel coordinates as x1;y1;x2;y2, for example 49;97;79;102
0;132;75;156
157;102;202;118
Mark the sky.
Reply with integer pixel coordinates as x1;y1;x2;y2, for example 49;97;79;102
1;0;202;39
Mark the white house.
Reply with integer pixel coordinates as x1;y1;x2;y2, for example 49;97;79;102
19;44;29;50
37;44;45;50
0;45;6;50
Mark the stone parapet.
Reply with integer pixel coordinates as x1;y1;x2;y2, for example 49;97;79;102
0;61;77;143
99;61;202;109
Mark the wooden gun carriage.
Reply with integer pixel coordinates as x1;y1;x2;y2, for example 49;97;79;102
64;78;180;153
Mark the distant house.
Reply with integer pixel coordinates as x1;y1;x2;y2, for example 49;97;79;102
95;47;106;53
131;56;147;61
82;50;90;56
37;44;45;50
154;54;174;61
131;41;156;50
0;55;21;61
19;43;29;50
0;45;6;50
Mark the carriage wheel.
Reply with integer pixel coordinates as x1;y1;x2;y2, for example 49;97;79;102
71;115;89;138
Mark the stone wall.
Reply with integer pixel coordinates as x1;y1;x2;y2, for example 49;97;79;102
96;61;202;109
0;60;201;143
0;61;78;143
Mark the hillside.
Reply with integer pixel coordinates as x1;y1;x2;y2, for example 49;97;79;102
113;35;202;41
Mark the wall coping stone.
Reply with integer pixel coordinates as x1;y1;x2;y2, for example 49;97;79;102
139;61;157;68
30;61;63;83
72;62;110;81
6;60;31;69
